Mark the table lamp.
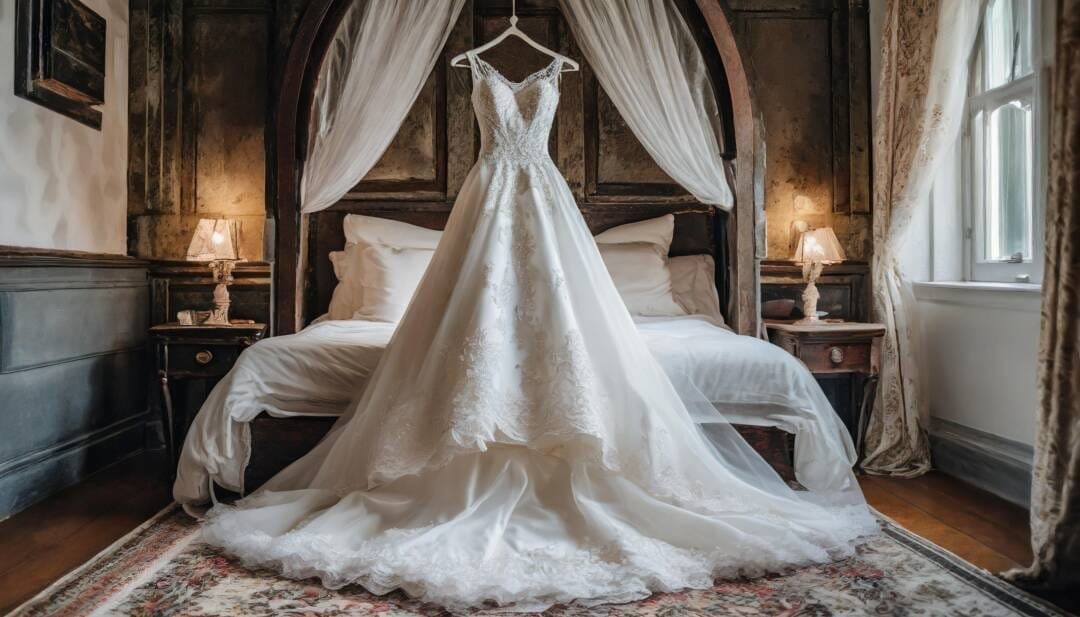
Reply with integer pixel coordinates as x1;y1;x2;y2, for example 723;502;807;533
186;219;240;325
793;227;845;325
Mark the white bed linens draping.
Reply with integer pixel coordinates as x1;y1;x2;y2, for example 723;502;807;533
559;0;733;209
174;316;857;507
301;0;465;213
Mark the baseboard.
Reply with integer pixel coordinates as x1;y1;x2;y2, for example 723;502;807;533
0;412;149;521
930;418;1033;508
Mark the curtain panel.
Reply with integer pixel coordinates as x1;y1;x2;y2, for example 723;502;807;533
1006;0;1080;591
559;0;734;209
861;0;983;477
301;0;466;214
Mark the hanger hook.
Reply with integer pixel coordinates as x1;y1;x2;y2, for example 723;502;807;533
510;0;518;27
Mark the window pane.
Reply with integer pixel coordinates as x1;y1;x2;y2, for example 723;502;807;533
984;0;1033;90
984;100;1032;261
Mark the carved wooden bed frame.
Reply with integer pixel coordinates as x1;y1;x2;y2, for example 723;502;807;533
270;0;765;337
237;0;779;493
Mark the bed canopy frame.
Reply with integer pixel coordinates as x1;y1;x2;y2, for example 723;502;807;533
271;0;764;336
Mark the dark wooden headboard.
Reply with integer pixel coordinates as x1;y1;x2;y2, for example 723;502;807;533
303;202;727;326
273;0;763;335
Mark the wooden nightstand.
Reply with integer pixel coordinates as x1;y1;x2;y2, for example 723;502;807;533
765;321;885;458
150;323;266;473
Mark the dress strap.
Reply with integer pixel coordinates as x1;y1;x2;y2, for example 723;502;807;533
550;56;564;84
465;50;485;82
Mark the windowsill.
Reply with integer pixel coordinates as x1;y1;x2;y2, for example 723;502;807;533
913;280;1042;312
914;281;1041;293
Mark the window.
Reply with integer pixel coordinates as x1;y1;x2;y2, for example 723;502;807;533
964;0;1047;283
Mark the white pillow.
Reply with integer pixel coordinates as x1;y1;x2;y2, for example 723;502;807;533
595;215;686;317
343;214;441;249
594;213;675;247
354;241;434;322
669;254;725;325
327;216;442;322
327;246;364;320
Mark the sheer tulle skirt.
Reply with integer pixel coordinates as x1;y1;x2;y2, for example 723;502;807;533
203;158;877;612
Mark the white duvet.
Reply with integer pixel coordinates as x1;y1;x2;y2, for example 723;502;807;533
174;315;857;505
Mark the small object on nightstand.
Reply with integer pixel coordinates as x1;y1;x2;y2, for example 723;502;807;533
765;320;885;464
150;322;266;478
762;298;797;320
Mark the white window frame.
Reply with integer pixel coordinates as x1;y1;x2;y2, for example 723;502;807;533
962;0;1049;284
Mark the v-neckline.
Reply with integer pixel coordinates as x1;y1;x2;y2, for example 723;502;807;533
472;55;560;93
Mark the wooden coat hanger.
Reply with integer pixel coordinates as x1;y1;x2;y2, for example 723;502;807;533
451;0;580;72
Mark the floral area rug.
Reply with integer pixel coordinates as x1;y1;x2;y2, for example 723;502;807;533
8;504;1068;617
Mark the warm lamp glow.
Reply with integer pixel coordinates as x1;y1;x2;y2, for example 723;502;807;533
793;227;845;265
187;219;239;261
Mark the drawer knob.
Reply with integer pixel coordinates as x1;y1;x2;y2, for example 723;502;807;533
829;346;844;364
194;350;214;365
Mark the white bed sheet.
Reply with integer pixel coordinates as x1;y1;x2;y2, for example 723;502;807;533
174;316;856;505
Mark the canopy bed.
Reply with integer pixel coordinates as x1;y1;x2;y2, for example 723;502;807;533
174;0;855;510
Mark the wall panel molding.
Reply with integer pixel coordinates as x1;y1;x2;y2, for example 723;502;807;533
0;413;148;519
128;0;272;260
0;254;150;519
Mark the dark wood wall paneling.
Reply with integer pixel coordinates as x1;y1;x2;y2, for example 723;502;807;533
128;0;273;262
128;0;871;327
728;0;872;261
0;249;151;519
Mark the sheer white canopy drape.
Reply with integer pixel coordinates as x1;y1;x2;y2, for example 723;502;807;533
301;0;465;214
305;0;732;212
560;0;733;209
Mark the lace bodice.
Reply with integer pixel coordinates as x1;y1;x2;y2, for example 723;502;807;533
468;53;561;167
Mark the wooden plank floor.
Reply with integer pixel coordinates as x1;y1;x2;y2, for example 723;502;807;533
859;472;1032;573
0;458;1045;615
0;450;171;615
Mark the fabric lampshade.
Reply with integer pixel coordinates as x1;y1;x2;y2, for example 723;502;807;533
793;228;845;264
187;219;239;261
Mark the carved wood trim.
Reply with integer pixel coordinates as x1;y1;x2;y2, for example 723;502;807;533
692;0;764;335
0;246;150;268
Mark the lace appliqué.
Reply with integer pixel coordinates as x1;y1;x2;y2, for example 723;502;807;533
470;53;561;169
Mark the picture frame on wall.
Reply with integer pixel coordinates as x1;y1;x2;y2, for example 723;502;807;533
13;0;107;129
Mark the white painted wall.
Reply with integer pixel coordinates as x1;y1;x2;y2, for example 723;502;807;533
914;284;1040;446
868;0;1039;448
0;0;129;255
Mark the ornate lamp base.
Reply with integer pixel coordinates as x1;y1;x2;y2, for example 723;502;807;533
794;261;824;325
204;260;237;326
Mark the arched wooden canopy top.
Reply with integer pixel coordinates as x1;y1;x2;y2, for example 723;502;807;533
272;0;764;336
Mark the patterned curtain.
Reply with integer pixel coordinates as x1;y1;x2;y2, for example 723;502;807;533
1006;0;1080;591
861;0;983;477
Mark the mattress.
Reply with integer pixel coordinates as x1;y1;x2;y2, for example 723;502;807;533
174;316;857;506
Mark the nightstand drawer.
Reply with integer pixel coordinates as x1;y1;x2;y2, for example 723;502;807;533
798;341;872;373
167;343;241;377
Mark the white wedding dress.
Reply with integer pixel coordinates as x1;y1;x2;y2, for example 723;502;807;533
203;54;877;611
